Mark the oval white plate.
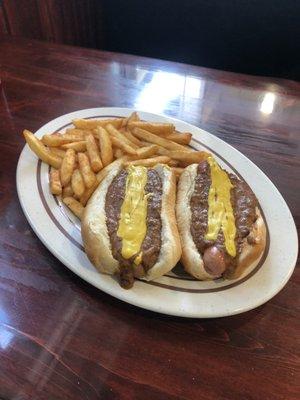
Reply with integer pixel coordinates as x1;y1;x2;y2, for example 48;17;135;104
16;108;298;318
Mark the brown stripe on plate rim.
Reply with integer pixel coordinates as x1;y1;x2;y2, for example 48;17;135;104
37;114;270;293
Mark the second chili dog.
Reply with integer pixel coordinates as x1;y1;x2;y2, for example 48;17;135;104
176;157;266;279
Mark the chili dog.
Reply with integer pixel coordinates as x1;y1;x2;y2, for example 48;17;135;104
82;163;181;288
176;157;266;279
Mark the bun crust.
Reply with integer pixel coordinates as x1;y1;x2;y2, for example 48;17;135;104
145;164;181;280
82;163;181;281
81;163;122;275
176;164;266;280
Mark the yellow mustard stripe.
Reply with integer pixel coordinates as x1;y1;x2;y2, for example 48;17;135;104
117;166;148;261
205;157;236;257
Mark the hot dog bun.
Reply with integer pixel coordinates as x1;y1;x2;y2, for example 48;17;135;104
82;163;181;284
176;163;266;280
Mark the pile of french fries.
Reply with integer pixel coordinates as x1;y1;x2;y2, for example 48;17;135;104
23;112;209;220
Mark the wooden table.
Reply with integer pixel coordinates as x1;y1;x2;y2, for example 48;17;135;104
0;36;299;400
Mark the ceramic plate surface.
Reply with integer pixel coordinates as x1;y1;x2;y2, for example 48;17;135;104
16;108;298;318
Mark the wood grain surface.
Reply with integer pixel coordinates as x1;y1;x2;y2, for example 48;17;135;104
0;0;99;48
0;36;299;400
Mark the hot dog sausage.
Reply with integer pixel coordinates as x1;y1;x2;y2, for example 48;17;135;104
203;246;227;277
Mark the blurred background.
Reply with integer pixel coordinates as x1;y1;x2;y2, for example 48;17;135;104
0;0;299;80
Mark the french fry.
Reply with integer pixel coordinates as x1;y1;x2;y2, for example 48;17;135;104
128;121;175;136
123;129;143;147
121;117;129;128
78;152;96;188
86;134;103;172
71;169;85;198
156;147;171;156
62;184;74;198
96;127;114;167
61;141;87;152
60;149;76;187
166;132;192;145
134;145;159;159
63;197;84;219
65;128;93;136
168;159;179;167
106;124;138;150
79;183;98;206
140;141;153;147
110;136;137;155
80;157;129;206
23;130;62;169
128;111;140;123
172;167;184;181
158;150;210;164
42;133;85;147
50;168;62;195
113;148;124;158
132;127;192;152
124;156;171;167
121;111;140;128
49;147;66;158
73;118;124;130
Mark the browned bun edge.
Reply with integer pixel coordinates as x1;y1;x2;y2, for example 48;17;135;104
145;164;182;280
176;163;266;280
81;163;181;281
81;160;123;275
230;208;266;279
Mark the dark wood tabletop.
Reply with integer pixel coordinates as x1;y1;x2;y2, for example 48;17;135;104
0;36;299;400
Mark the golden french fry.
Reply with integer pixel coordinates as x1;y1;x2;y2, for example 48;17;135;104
62;184;74;198
61;141;87;152
124;156;171;167
63;197;84;219
71;169;85;198
156;146;169;156
166;132;192;145
132;127;192;152
78;152;96;188
159;150;210;164
60;149;76;187
106;124;138;148
73;118;124;130
168;159;179;167
23;130;62;169
128;121;175;136
96;127;113;167
113;148;124;158
49;147;66;158
139;141;153;147
50;168;62;195
123;129;143;147
42;133;85;147
110;135;137;155
65;128;93;136
121;117;129;128
80;157;130;206
128;111;140;123
172;167;184;179
86;134;103;172
106;123;138;150
134;145;159;159
79;183;98;206
122;111;140;128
